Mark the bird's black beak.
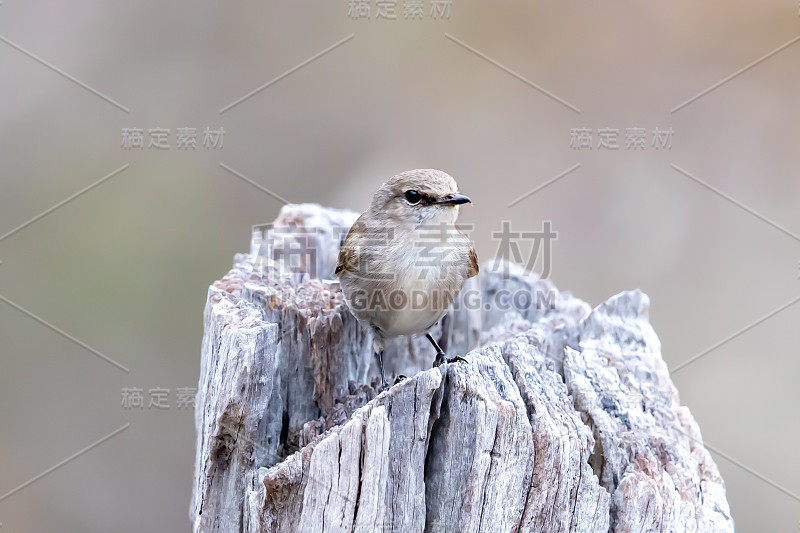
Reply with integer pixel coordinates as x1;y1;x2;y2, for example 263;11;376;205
436;193;471;206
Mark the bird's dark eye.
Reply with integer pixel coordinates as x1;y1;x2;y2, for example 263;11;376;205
404;190;422;204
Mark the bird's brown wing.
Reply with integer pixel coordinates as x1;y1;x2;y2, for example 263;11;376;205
467;247;479;278
334;214;366;277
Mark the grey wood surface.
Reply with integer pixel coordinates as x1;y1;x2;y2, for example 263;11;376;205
192;204;733;533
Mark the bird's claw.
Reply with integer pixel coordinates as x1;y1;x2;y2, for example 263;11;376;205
394;375;407;385
433;353;468;367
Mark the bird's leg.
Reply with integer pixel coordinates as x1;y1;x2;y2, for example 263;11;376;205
375;349;389;391
372;333;391;391
427;332;446;366
427;332;467;367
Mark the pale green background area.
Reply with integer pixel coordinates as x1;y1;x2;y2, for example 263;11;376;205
0;1;798;531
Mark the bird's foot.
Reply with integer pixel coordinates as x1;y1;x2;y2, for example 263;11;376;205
426;332;467;368
432;353;468;367
394;374;407;385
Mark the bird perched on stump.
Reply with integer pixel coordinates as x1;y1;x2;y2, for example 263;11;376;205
335;169;478;389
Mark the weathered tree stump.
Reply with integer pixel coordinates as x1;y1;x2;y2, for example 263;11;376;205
191;204;734;533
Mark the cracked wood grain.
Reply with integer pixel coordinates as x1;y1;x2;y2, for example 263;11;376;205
193;204;734;533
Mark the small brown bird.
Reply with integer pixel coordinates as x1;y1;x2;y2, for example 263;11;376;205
335;169;478;389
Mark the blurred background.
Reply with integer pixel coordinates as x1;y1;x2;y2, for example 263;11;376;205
1;0;798;531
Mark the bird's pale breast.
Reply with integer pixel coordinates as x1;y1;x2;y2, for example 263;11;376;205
340;226;470;338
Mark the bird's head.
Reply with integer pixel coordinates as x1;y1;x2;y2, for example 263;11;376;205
370;169;471;227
